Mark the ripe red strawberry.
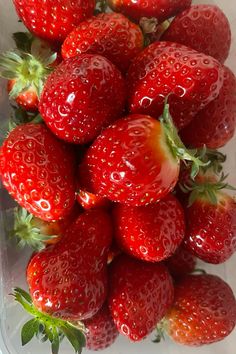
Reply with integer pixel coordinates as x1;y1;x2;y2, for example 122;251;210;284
39;54;126;144
108;0;191;23
113;193;185;262
109;254;174;341
127;41;224;130
7;80;38;112
62;13;144;73
162;5;231;64
180;66;236;149
183;175;236;264
13;0;95;42
164;274;236;345
27;209;113;320
77;190;110;210
0;123;76;221
165;245;196;279
84;303;119;351
80;106;207;206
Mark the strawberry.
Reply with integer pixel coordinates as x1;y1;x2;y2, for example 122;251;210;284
127;41;224;130
113;193;185;262
164;274;236;345
180;66;236;149
77;190;110;210
0;123;76;221
39;54;126;144
108;0;191;24
79;104;207;206
162;5;231;64
26;209;112;320
62;13;144;73
11;203;81;250
7;79;39;112
13;0;95;42
182;174;236;264
165;245;196;279
84;303;119;351
108;254;174;341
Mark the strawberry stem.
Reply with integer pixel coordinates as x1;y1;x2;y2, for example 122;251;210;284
13;288;86;354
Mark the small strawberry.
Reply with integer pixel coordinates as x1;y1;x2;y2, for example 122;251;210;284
79;104;207;206
113;193;185;262
108;254;174;341
164;274;236;345
182;174;236;264
180;66;236;149
84;303;119;351
108;0;191;24
165;245;196;279
62;13;144;73
162;5;231;64
0;123;76;221
39;54;126;144
13;0;95;42
127;41;224;130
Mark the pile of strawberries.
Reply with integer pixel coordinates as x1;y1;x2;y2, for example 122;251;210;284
0;0;236;353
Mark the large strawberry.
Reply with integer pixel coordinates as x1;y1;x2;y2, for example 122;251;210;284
164;274;236;345
113;193;185;262
165;244;196;279
79;105;207;206
180;66;236;149
0;123;76;221
84;303;119;351
62;13;144;73
127;41;224;130
182;174;236;264
13;0;95;42
39;54;126;144
108;254;174;341
108;0;191;23
162;5;231;64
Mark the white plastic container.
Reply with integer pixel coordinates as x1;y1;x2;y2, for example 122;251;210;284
0;0;236;353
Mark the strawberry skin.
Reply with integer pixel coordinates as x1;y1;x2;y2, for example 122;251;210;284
62;13;144;73
39;54;126;144
77;190;110;210
13;0;95;42
108;0;191;23
27;209;113;321
165;274;236;345
0;123;76;221
184;192;236;264
162;5;231;64
127;41;224;130
180;66;236;149
80;114;179;206
109;255;174;341
113;193;185;262
165;245;196;279
8;80;38;112
84;303;119;351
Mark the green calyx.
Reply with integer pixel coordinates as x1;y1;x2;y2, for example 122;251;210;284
10;207;57;251
181;173;236;206
152;320;167;343
161;102;209;178
13;288;86;354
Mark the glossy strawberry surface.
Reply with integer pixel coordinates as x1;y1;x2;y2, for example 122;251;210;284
0;123;76;221
127;41;224;130
27;209;113;321
62;13;143;73
165;244;196;278
184;192;236;264
8;80;38;112
165;274;236;345
80;114;179;206
39;54;126;144
180;66;236;148
113;194;185;262
108;0;191;23
162;4;231;64
109;255;174;341
13;0;95;42
84;303;119;351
